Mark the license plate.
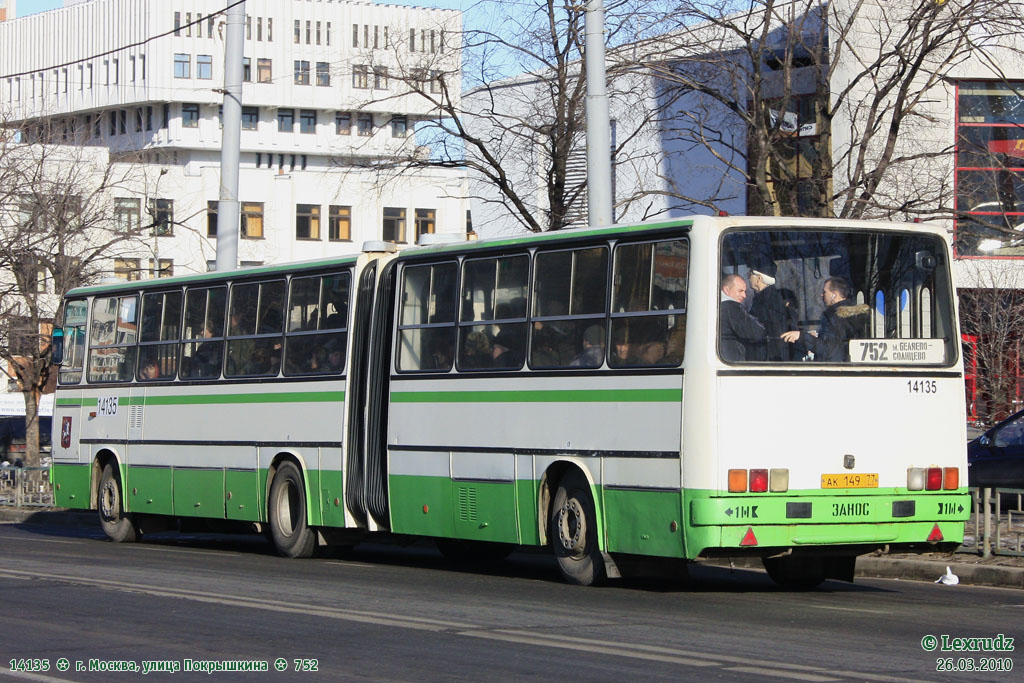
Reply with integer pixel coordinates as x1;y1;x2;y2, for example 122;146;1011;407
821;473;879;489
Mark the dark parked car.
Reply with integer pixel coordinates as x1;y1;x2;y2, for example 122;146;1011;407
967;409;1024;488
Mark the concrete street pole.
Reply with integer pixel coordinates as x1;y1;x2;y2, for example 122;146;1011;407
216;1;244;271
584;0;613;228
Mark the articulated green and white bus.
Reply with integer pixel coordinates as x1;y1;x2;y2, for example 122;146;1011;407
50;216;970;586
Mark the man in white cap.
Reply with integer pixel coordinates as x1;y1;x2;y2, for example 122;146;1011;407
749;266;788;361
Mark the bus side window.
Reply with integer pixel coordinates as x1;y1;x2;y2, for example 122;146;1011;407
284;271;350;375
87;295;139;383
397;262;456;372
59;300;88;385
226;280;285;377
180;286;226;380
457;255;528;371
610;239;688;367
138;291;182;381
531;246;608;369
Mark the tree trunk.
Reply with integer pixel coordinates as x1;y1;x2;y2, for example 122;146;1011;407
22;388;41;469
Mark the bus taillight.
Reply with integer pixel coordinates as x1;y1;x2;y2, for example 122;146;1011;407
907;468;924;490
926;467;943;491
943;468;959;490
769;469;789;492
728;469;747;492
749;469;768;492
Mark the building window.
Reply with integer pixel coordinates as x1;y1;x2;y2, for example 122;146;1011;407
174;53;190;79
383;207;406;242
197;55;213;80
430;70;443;94
956;81;1024;256
135;108;144;132
268;18;273;41
299;109;316;134
242;202;264;238
119;109;127;135
352;65;369;89
357;113;373;137
296;204;321;240
415;208;436;241
329;205;352;241
306;20;312;44
278;108;294;133
316;62;330;87
114;198;140;232
114;258;141;281
373;67;388;90
149;199;174;236
409;28;416;52
257;17;263;41
243;57;251;82
294;19;301;44
335;111;351;135
207;200;218;237
242;106;259;130
246;15;252;39
257;58;272;83
294;60;310;85
326;22;331;46
391;115;408;138
108;110;117;136
182;103;200;128
316;21;322;45
112;58;119;84
174;11;181;36
352;23;359;48
149;259;173;278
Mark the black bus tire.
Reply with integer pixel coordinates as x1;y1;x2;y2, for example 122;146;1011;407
268;461;317;558
98;462;139;543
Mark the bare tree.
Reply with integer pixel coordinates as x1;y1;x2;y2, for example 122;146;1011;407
959;261;1024;422
0;116;147;466
361;0;661;234
633;0;1024;221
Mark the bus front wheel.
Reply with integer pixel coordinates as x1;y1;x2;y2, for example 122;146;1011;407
550;470;605;586
268;461;316;558
98;462;139;543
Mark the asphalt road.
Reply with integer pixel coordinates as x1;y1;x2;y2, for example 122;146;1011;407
0;523;1021;682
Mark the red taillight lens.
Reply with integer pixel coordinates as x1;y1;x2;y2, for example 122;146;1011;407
728;469;747;493
943;467;959;490
926;467;943;491
749;469;768;493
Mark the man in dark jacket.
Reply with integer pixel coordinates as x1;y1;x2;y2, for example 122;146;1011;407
749;267;789;361
719;274;766;362
781;277;869;362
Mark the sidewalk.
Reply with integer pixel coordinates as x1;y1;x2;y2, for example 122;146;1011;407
3;507;1023;589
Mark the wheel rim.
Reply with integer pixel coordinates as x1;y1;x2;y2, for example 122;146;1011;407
100;478;118;522
273;478;301;538
557;497;586;558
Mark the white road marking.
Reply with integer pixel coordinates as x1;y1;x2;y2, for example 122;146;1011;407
726;666;839;681
803;604;892;615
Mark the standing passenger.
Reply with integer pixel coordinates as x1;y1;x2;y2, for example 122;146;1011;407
719;274;766;362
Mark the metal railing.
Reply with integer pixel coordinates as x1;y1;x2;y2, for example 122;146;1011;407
0;466;54;508
960;487;1024;558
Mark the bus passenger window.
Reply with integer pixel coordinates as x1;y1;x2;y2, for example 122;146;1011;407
457;255;528;371
137;291;182;380
284;271;350;375
87;295;139;383
226;280;285;377
531;246;608;369
610;239;687;367
396;262;456;372
58;300;88;385
181;286;226;380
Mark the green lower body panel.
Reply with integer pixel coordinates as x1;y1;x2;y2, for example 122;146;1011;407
128;466;174;516
51;463;91;509
225;470;261;522
602;488;685;558
173;468;225;518
389;474;520;544
318;469;347;528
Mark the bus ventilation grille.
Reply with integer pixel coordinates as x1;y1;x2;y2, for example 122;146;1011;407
458;487;478;522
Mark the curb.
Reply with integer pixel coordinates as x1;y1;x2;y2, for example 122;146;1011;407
4;507;1023;589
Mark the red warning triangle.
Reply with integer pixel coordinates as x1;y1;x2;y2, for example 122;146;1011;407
927;524;944;542
739;527;758;546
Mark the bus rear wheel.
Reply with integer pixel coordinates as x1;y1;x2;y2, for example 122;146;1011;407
550;470;605;586
268;461;316;558
98;462;139;543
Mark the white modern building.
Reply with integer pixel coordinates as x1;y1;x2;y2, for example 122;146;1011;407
0;0;468;280
0;0;15;23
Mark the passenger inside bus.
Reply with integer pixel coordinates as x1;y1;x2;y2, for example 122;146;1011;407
780;277;869;362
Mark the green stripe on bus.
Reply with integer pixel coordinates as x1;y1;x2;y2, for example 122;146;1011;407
56;392;344;406
390;388;682;403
